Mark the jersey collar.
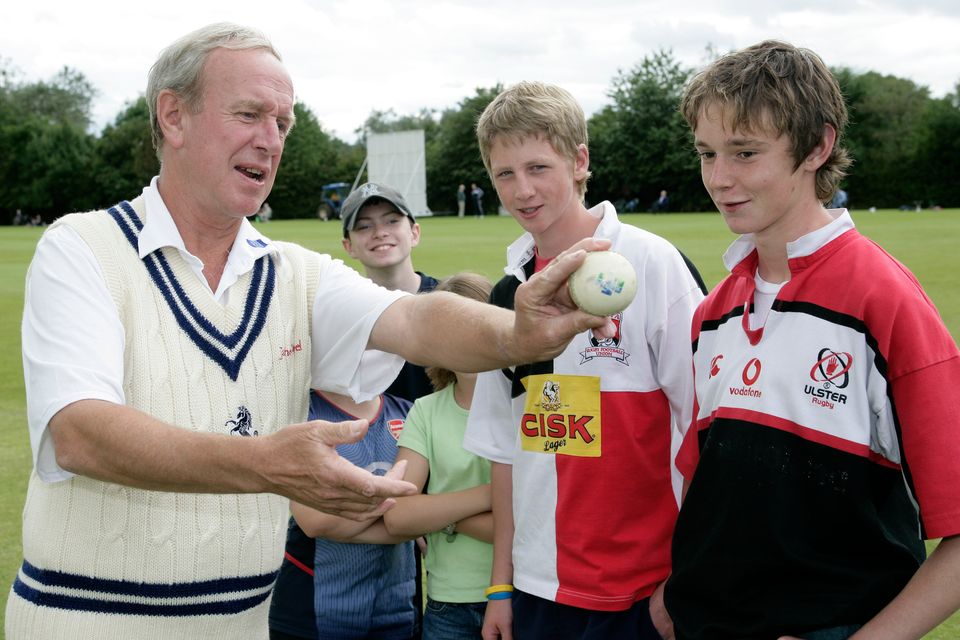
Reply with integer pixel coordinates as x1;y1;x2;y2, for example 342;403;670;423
723;208;855;275
504;200;618;280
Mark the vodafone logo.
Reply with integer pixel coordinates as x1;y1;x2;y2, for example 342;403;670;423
742;358;762;386
727;357;763;399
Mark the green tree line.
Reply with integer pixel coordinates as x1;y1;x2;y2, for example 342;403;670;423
2;51;958;223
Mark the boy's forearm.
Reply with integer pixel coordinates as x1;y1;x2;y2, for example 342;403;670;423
489;462;515;585
383;484;491;537
342;520;412;545
291;501;377;540
455;512;494;543
849;535;960;640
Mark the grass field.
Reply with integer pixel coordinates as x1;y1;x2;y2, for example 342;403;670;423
1;208;958;637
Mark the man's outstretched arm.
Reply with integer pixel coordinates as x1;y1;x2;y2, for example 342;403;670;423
370;238;615;371
49;399;417;519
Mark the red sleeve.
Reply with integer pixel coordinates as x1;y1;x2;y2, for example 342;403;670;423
893;354;960;539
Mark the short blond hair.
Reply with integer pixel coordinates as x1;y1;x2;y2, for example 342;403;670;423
681;40;851;202
425;273;494;391
476;81;591;198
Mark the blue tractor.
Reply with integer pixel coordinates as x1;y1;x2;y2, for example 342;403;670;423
317;182;351;220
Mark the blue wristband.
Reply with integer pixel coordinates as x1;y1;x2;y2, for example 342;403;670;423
486;591;512;600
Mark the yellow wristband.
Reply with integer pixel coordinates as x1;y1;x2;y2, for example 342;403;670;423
484;584;514;597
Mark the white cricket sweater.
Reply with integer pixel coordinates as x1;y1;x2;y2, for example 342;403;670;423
6;199;318;639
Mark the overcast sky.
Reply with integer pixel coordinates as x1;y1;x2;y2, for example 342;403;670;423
3;0;958;142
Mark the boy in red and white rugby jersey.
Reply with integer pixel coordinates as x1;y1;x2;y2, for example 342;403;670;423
664;40;960;640
463;80;705;640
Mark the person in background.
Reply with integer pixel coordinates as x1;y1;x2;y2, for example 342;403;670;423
457;184;467;218
384;273;496;639
663;40;960;640
256;200;273;222
829;187;849;209
650;189;670;213
471;183;485;217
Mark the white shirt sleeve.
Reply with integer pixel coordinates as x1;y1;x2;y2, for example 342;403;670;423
22;225;126;482
463;368;516;464
309;259;406;402
645;246;704;502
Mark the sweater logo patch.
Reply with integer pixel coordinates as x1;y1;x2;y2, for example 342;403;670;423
803;348;852;410
226;405;259;436
519;374;601;457
279;340;303;359
580;313;629;365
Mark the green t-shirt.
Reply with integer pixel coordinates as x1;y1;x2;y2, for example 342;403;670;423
397;384;493;603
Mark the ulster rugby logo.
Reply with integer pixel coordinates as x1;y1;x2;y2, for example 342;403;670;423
810;348;852;389
804;347;852;410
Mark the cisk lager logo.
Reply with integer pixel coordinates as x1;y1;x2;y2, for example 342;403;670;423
519;374;601;457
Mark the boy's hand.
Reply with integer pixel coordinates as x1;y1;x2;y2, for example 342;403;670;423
482;598;513;640
650;581;675;639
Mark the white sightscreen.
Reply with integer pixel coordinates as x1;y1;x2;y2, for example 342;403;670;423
366;130;432;216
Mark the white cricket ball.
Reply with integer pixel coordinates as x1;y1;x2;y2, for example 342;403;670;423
568;250;638;316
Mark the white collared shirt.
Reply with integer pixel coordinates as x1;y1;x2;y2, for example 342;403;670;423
138;177;277;303
22;177;405;481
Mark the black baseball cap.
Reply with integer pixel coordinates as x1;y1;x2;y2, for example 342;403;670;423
341;182;416;237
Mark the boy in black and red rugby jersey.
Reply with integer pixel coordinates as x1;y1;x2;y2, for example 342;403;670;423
664;40;960;640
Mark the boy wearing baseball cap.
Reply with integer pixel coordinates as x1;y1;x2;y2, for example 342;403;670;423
269;183;438;639
462;81;705;640
340;181;438;627
340;182;440;402
664;40;960;639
